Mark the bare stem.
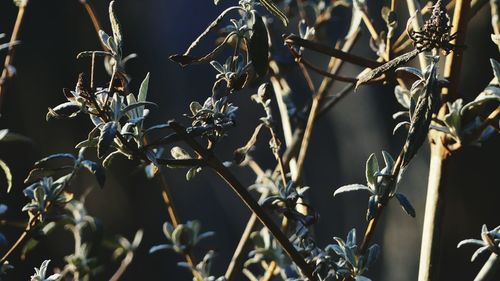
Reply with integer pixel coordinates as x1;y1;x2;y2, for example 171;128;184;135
418;1;471;280
474;253;500;281
0;0;28;112
109;253;134;281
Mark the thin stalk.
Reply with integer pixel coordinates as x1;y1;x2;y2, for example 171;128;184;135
80;0;107;51
0;0;28;112
170;121;315;280
418;1;471;280
360;13;380;42
474;253;500;281
109;253;134;281
293;35;358;184
224;160;268;280
406;0;430;69
491;0;500;52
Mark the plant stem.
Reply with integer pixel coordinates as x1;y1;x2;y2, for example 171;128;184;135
224;161;268;280
109;253;134;281
170;121;315;280
0;0;28;112
474;253;500;281
418;1;471;280
406;0;430;69
80;0;108;51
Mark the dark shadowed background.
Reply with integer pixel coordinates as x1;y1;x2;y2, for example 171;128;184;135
0;1;499;280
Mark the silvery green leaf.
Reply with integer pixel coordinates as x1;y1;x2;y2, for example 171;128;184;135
344;246;357;267
163;222;175;240
346;0;365;39
102;150;123;168
98;122;118;158
367;195;378;221
366;244;380;268
190;101;203;115
395;192;415;217
395;66;424;81
393;121;410;135
365;153;379;189
197;231;215;241
393;111;409;119
80;160;106;188
356;49;419;89
491;59;500;83
33;153;76;168
355;275;371;281
210;61;225;74
138;72;150;102
121;101;157;115
109;1;122;50
457;239;485;248
0;204;7;215
76;138;99;149
381;151;394;171
329;244;345;256
492;34;500;47
394;85;411;109
98;30;112;51
46;102;81;121
471;245;490;262
259;0;289;26
347;228;357;246
333;184;370;197
149;244;172;254
186;167;202;181
170;147;190;160
0;159;12;193
76;51;112;59
0;129;8;140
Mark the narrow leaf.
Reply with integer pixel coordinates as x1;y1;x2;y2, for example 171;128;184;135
259;0;289;26
0;159;12;193
98;122;118;158
356;49;419;89
395;192;416;217
138;72;150;102
333;184;369;197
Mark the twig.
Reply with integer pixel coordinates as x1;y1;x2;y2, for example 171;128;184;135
80;0;107;51
474;253;500;281
284;34;382;69
169;121;315;280
109;252;134;281
224;161;268;280
0;0;28;112
406;0;430;69
418;1;472;280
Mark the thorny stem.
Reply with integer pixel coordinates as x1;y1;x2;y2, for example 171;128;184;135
418;1;471;280
474;253;500;281
0;0;28;112
170;121;315;280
